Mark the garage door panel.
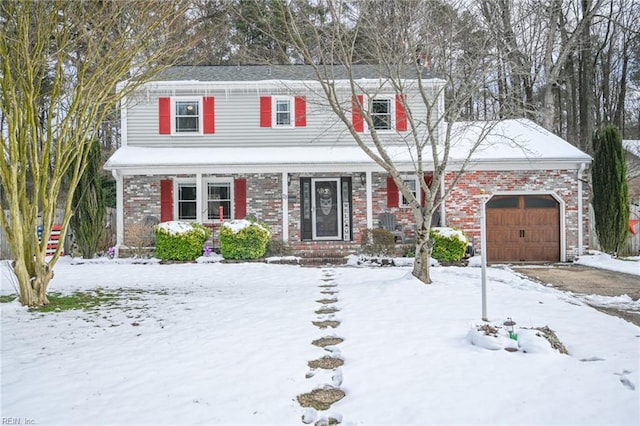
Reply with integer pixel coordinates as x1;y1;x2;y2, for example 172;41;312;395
487;195;560;263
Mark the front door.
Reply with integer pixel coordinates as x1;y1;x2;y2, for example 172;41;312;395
312;178;342;239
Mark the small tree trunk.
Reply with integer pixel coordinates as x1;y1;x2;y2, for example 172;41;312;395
412;210;433;284
14;257;52;307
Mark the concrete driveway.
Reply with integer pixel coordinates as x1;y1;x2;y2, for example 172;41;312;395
513;264;640;327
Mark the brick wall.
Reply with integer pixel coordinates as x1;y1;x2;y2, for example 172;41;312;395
122;168;588;259
443;169;589;259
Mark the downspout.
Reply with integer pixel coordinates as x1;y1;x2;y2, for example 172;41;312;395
112;169;124;257
577;163;586;256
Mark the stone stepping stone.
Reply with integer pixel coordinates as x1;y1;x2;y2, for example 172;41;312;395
312;320;340;329
312;337;344;347
316;298;337;304
308;356;344;369
297;387;345;411
320;290;338;295
315;307;339;315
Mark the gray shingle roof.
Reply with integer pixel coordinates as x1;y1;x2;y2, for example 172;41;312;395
155;64;436;82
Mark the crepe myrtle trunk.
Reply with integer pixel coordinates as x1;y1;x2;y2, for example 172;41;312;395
412;208;434;284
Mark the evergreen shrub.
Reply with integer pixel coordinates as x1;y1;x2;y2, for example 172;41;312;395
154;222;211;261
220;220;272;259
430;227;467;262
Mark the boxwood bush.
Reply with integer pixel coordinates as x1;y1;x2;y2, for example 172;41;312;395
220;220;272;260
154;221;211;261
360;228;396;257
430;227;467;262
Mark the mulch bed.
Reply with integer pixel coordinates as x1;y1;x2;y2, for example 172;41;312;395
297;387;346;411
312;337;344;347
308;356;344;369
312;320;340;329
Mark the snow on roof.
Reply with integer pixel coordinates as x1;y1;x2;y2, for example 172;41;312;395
105;119;590;171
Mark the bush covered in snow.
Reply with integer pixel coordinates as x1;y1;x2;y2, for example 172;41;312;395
154;221;211;261
220;219;272;260
430;227;467;262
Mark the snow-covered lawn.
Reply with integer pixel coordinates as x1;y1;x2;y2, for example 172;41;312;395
1;257;638;425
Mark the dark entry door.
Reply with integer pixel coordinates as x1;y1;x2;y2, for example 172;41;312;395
486;195;560;262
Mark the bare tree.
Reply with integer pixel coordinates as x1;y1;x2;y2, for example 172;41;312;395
260;0;506;283
0;0;192;306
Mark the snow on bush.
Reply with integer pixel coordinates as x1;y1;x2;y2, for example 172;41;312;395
430;227;468;262
220;219;272;260
154;221;211;261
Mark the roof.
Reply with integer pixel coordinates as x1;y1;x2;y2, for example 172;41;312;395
154;64;436;82
105;119;591;174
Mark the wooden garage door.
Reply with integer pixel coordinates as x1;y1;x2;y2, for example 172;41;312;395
486;195;560;262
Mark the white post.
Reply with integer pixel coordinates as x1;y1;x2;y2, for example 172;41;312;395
366;171;373;229
480;193;489;321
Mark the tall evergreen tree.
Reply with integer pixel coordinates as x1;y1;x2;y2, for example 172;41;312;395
592;124;630;255
70;139;106;259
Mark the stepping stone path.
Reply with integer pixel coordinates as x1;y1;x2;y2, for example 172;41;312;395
297;268;346;425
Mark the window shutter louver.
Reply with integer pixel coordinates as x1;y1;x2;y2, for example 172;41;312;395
159;97;171;134
260;96;272;127
386;176;399;208
395;94;407;132
295;96;307;127
352;95;364;132
160;179;173;222
234;178;247;219
203;96;215;134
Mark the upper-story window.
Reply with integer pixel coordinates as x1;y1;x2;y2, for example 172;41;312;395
158;96;215;135
175;100;200;133
275;98;292;127
352;94;407;133
260;96;306;128
371;97;392;130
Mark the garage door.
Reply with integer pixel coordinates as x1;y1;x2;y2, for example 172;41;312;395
486;195;560;263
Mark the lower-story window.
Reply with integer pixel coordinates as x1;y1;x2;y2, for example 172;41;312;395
207;181;232;220
178;183;197;220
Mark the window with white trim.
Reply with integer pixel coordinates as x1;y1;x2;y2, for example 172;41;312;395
206;180;232;221
177;182;197;220
370;97;392;130
174;98;201;133
400;177;418;207
275;98;292;126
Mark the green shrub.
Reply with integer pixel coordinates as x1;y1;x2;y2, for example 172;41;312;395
360;228;396;257
154;222;211;261
430;227;467;262
220;220;272;260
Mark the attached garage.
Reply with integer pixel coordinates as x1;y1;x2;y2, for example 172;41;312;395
486;194;560;263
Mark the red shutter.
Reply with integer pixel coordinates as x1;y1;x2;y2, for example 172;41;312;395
352;95;364;132
396;94;407;132
160;179;173;222
260;96;272;127
295;96;306;127
386;176;399;208
234;178;247;219
421;174;433;207
203;96;215;134
159;97;171;134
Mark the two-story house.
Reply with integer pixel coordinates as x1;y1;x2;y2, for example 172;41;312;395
105;65;592;263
